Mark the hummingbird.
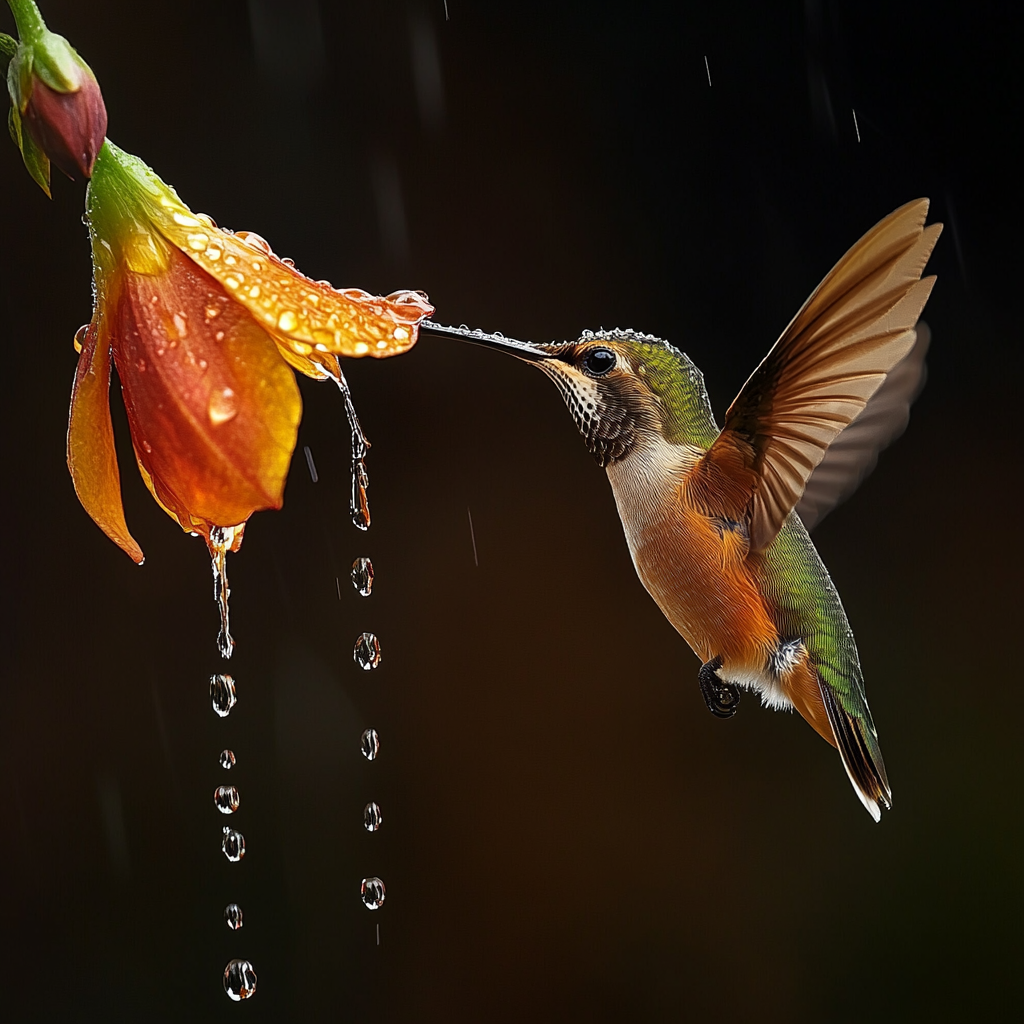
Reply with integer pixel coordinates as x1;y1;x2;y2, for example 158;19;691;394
424;199;941;820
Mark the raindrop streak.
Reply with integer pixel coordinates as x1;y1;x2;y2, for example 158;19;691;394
223;959;257;1001
327;367;372;530
214;785;240;814
361;876;386;910
219;749;236;770
351;557;374;597
210;674;237;717
360;728;380;761
222;827;246;862
354;632;382;671
224;903;244;930
303;444;319;483
209;525;245;658
363;801;383;832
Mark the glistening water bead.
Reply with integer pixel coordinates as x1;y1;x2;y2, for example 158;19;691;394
354;632;382;670
214;785;240;814
361;876;386;910
222;826;245;862
363;801;382;832
219;749;236;769
210;674;237;717
224;903;243;930
360;728;380;761
351;557;374;597
223;958;257;1001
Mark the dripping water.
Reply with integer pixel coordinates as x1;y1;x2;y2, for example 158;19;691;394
208;524;245;659
328;366;372;530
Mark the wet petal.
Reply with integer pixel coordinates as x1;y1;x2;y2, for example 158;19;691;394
111;247;302;533
157;222;434;361
67;318;144;563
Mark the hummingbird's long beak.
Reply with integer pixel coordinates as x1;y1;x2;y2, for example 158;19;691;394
419;321;550;363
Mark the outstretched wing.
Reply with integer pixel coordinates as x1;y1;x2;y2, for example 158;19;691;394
699;199;941;552
796;322;931;531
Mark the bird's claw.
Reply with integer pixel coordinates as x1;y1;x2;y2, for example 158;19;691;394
698;655;741;719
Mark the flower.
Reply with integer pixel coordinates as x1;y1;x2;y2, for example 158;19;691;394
68;140;433;564
4;2;107;190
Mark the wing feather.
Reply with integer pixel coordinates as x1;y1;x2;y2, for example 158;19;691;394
700;199;941;551
797;322;930;530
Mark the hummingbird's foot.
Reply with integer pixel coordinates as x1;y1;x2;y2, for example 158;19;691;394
698;655;741;719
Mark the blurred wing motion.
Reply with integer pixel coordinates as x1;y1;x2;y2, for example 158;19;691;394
701;199;942;551
796;322;931;531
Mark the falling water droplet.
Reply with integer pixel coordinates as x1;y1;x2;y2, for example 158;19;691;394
210;674;237;717
209;525;244;659
361;876;386;910
363;801;383;832
214;785;240;814
223;958;257;1000
222;826;246;862
350;557;374;597
354;632;381;670
219;749;236;770
351;460;371;530
360;728;380;761
224;903;244;930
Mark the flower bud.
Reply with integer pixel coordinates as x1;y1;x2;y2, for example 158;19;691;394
5;4;107;180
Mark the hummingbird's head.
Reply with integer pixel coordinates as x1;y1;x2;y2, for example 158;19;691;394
430;325;720;465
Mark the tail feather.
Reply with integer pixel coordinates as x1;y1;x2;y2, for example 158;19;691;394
819;682;892;822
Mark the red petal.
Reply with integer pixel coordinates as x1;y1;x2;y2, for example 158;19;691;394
67;318;144;563
111;247;302;532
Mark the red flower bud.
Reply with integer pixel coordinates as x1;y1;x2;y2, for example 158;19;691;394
21;66;106;178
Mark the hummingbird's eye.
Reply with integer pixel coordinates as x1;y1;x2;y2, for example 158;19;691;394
582;347;616;377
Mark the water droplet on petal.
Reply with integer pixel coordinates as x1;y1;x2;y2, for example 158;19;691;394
208;387;238;426
354;342;370;355
354;632;381;671
219;749;236;770
73;324;89;353
247;285;261;299
361;876;386;910
277;309;298;332
214;785;240;814
172;313;188;339
222;826;246;862
172;211;202;227
224;903;243;930
186;232;210;251
350;557;374;597
360;728;380;760
237;231;272;254
210;674;237;717
205;304;220;320
363;801;382;832
196;213;217;229
205;246;222;261
393;327;409;341
223;958;257;1000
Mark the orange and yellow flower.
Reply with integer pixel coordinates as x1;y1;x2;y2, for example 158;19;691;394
69;141;433;563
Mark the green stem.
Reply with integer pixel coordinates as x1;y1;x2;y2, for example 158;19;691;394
7;0;46;44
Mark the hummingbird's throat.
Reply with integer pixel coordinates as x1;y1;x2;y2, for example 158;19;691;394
540;363;638;466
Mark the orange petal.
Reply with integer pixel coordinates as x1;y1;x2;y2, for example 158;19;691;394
158;221;434;361
111;246;302;532
67;317;145;563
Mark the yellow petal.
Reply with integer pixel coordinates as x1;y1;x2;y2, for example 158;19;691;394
67;317;145;563
157;223;434;361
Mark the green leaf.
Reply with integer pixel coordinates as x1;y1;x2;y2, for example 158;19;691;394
8;104;51;197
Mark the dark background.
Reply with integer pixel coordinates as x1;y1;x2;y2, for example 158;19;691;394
1;1;1020;1020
